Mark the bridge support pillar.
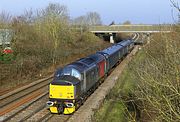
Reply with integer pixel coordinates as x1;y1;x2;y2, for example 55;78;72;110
109;33;114;43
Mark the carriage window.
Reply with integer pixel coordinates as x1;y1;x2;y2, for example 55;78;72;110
62;67;81;80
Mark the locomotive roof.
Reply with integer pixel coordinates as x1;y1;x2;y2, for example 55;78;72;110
97;44;123;56
88;53;105;63
67;61;89;73
53;62;87;80
65;57;97;73
54;56;99;77
117;40;132;46
78;57;96;66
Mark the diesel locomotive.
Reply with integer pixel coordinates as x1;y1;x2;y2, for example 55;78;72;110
46;40;134;114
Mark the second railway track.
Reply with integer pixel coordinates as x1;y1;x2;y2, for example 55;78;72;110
0;75;53;121
0;37;144;122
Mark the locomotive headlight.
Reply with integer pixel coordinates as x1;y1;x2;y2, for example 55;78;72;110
64;102;74;108
46;101;54;107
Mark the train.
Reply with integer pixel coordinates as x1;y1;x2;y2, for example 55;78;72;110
46;40;134;114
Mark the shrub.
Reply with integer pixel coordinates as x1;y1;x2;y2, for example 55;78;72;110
134;31;180;121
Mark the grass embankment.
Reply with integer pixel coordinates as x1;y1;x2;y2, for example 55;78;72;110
95;48;145;122
95;30;180;122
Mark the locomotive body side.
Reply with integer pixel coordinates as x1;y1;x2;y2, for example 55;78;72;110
88;54;106;79
97;44;123;71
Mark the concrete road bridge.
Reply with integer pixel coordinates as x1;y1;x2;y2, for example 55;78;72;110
89;24;172;33
0;25;173;45
88;24;172;43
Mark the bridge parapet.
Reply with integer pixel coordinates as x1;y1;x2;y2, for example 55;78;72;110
89;25;172;33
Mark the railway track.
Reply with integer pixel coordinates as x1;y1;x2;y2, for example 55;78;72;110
3;93;48;122
0;76;53;122
47;114;71;122
25;109;71;122
30;109;53;122
0;36;144;122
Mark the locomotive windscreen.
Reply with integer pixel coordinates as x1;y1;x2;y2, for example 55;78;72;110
62;67;81;80
51;75;80;85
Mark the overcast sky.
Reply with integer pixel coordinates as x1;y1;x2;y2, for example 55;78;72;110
0;0;179;25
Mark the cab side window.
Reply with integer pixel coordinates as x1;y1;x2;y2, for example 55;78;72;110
72;68;81;80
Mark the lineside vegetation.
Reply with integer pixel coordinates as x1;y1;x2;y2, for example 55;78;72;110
134;29;180;122
0;3;110;89
94;26;180;121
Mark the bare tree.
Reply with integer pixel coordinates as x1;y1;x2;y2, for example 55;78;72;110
0;11;12;27
86;12;102;25
171;0;180;12
73;12;102;26
35;3;70;65
37;3;69;22
21;9;36;23
73;15;87;25
170;0;180;23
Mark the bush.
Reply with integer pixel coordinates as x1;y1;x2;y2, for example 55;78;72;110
133;31;180;121
0;10;110;89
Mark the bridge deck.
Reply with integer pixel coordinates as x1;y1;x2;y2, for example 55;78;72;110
89;25;172;33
